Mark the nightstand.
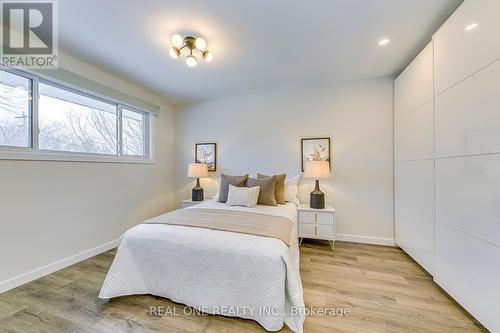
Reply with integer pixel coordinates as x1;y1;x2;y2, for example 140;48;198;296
179;199;209;209
297;204;335;250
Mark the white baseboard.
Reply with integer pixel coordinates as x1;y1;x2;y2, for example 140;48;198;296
336;233;396;246
0;239;119;294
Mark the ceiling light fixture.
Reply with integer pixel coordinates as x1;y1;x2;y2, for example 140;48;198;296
169;35;213;67
465;23;478;31
378;38;390;46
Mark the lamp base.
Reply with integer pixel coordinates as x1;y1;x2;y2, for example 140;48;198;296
192;188;204;201
192;178;204;201
310;179;325;209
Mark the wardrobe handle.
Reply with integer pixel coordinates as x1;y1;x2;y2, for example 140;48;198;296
314;213;317;222
314;226;317;236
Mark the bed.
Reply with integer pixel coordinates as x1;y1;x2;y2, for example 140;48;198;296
99;200;305;333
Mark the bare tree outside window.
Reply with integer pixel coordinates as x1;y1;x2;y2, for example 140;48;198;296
39;93;118;154
38;83;145;156
122;108;145;156
0;71;31;147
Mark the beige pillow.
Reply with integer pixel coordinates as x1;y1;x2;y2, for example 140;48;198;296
258;173;286;204
218;174;248;203
247;176;277;206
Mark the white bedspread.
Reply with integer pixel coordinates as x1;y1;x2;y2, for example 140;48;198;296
99;200;305;332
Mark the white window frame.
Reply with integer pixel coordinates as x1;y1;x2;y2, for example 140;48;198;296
0;67;154;164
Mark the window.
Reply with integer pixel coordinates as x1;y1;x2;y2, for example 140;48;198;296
0;68;153;162
39;82;118;155
0;70;32;147
122;108;146;156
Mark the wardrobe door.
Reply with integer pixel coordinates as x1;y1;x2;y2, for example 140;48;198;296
434;0;500;94
394;42;435;275
433;1;500;331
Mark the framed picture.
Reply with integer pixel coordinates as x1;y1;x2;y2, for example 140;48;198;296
301;137;331;171
195;143;217;172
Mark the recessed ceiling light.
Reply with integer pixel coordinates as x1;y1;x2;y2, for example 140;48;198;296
378;38;390;46
465;23;478;31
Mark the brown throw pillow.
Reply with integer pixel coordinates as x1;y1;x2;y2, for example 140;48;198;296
218;174;248;203
258;173;287;204
247;176;277;206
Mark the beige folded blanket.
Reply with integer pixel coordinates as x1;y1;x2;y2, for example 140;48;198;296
144;208;294;246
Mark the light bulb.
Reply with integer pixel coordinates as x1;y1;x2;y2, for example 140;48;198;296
169;47;180;59
171;34;184;48
186;55;198;67
202;50;213;62
195;38;207;51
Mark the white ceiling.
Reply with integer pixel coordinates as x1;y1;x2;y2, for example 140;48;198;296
59;0;462;103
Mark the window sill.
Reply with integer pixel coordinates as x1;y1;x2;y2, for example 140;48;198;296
0;148;155;164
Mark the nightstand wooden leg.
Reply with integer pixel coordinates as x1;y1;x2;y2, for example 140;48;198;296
329;240;335;251
299;238;303;246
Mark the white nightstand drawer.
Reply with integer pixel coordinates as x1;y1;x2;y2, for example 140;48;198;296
298;223;316;238
316;212;334;225
298;211;316;223
298;223;334;240
316;225;334;239
298;211;333;225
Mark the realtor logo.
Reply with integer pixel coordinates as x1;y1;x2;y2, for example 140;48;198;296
1;0;58;68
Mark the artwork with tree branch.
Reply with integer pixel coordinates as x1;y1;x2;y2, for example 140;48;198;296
195;143;216;172
301;137;331;171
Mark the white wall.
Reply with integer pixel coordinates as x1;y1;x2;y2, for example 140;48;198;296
0;52;175;291
174;78;395;245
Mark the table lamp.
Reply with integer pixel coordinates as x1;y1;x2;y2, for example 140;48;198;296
303;160;331;209
187;163;209;201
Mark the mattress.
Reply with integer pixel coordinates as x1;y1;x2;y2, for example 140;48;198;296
99;200;305;332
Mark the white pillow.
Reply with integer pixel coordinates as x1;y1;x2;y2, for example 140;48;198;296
226;184;260;207
212;177;220;200
285;175;301;203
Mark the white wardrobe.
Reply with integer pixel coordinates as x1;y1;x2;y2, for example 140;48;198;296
394;0;500;332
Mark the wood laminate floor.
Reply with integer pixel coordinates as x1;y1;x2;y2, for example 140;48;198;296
0;241;486;333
